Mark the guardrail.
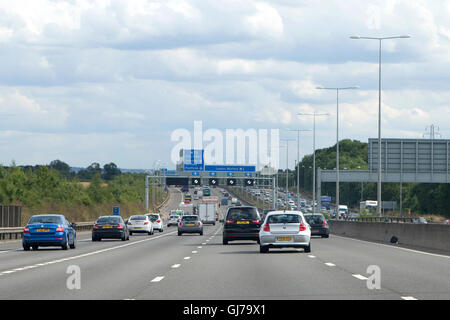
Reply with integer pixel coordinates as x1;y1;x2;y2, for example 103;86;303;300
0;222;94;241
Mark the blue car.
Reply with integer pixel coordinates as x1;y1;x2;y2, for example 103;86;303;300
23;214;76;251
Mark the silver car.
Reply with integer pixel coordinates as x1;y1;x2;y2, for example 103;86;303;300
259;211;311;253
178;215;203;236
127;215;154;236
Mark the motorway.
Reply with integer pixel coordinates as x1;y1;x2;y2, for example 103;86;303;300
0;188;449;300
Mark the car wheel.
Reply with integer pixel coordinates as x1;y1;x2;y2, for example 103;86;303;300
70;237;76;249
61;237;68;250
23;244;30;251
129;231;133;236
178;231;182;236
322;234;329;238
199;231;203;236
260;245;269;253
159;228;163;232
304;243;311;253
223;238;228;245
256;238;260;244
32;245;39;251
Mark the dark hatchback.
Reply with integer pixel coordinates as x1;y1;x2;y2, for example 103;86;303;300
92;216;130;241
304;214;329;238
221;206;261;245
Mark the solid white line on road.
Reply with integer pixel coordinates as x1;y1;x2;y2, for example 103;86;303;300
352;274;368;280
171;264;181;269
197;246;202;249
325;263;336;267
332;235;450;259
151;276;165;283
307;255;316;258
184;257;191;260
401;296;418;300
0;230;178;276
192;251;198;254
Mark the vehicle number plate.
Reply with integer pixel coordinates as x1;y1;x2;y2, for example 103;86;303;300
102;226;113;229
135;227;142;229
236;221;249;224
36;229;50;232
277;236;293;242
186;224;195;226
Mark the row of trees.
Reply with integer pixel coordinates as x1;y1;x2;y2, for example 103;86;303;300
20;160;123;181
0;164;145;208
277;139;450;217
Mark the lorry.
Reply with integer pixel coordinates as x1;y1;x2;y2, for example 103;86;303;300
179;202;194;215
198;202;216;225
321;196;332;210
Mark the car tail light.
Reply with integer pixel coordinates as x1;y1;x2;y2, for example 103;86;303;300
197;221;201;227
322;220;327;226
93;224;98;229
117;224;124;229
252;219;260;224
56;226;64;232
179;222;183;227
299;222;307;231
263;224;270;232
128;222;132;225
144;222;149;225
23;226;30;233
157;219;161;223
225;219;234;224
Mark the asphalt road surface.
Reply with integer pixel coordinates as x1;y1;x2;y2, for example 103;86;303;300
0;187;449;300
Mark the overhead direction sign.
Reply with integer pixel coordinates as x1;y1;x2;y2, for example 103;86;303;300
209;178;218;186
245;179;255;186
192;178;200;185
227;178;236;186
183;149;204;171
204;165;255;172
112;206;120;215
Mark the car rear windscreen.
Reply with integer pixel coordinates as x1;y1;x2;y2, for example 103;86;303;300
131;216;146;220
227;208;258;220
28;216;61;224
148;215;159;221
182;216;198;221
97;217;122;224
304;215;324;224
267;214;302;224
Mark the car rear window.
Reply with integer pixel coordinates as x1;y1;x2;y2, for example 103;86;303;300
169;215;178;219
182;216;198;221
131;216;146;220
148;214;159;221
304;215;324;224
28;216;62;224
97;217;122;224
267;214;302;224
227;208;258;220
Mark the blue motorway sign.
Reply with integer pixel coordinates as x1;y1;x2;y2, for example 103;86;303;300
244;173;252;177
192;172;200;176
112;206;120;215
184;149;204;171
209;172;217;176
204;165;256;172
227;172;235;177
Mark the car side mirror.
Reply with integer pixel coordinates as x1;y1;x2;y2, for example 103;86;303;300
219;219;224;223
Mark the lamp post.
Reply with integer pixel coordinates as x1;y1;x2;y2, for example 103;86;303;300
297;112;329;213
350;35;410;216
280;138;295;207
288;129;312;209
316;86;358;214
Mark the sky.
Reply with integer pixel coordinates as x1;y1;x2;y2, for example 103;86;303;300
0;0;449;169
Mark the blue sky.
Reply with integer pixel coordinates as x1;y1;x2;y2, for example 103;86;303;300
0;0;449;169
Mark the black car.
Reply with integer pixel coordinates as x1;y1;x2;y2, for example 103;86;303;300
304;214;329;238
92;216;130;241
221;206;261;245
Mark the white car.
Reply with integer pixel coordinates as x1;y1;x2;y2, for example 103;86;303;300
127;215;154;236
167;215;181;227
146;213;164;232
259;211;311;253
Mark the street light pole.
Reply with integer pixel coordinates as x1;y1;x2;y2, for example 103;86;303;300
350;35;410;216
288;129;312;209
297;112;329;213
316;86;358;214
